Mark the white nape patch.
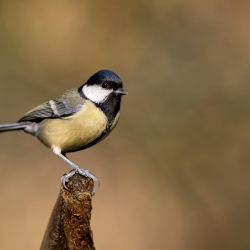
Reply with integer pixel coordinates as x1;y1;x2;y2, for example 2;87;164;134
49;100;59;115
83;85;112;103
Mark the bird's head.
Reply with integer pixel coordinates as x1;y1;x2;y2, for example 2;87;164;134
80;70;127;104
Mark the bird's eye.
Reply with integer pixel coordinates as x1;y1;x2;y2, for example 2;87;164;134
101;83;108;89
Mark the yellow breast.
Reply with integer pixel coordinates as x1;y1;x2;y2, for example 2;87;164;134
37;100;109;153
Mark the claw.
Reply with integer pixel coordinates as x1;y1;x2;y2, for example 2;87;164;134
91;186;96;196
60;168;99;194
53;149;99;194
61;178;68;189
78;169;100;187
92;176;100;187
62;178;68;189
60;174;68;189
60;170;77;189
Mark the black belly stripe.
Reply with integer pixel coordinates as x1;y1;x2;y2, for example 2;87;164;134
71;87;121;154
66;130;108;153
95;95;121;126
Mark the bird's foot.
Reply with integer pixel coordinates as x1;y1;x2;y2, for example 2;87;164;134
60;170;76;189
77;168;100;187
60;168;99;195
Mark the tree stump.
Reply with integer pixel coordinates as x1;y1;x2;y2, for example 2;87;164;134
40;173;95;250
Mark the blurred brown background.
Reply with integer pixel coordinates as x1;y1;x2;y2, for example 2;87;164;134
0;1;250;249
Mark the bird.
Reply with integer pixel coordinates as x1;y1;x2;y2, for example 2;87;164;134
0;69;127;192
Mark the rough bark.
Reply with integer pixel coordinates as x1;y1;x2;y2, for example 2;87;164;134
40;173;95;250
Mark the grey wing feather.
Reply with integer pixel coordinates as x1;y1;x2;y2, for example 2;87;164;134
18;100;83;122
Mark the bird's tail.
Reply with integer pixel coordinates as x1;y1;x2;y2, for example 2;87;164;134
0;122;30;133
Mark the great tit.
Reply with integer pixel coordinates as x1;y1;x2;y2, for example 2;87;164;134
0;69;127;190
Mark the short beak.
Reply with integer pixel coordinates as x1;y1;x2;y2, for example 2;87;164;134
115;88;128;95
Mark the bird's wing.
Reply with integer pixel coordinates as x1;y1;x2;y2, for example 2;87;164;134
18;88;85;122
18;99;83;122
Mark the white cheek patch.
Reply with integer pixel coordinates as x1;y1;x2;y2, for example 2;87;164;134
83;85;112;103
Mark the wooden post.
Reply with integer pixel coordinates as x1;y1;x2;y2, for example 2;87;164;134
40;173;96;250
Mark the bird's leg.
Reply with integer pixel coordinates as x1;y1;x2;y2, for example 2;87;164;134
52;147;99;192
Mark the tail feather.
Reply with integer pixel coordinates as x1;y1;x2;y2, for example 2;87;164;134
0;122;30;132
